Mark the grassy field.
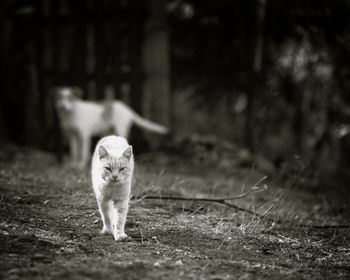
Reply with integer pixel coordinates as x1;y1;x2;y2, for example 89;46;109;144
0;145;349;279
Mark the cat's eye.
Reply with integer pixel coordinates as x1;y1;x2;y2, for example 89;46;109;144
104;166;112;172
119;167;126;171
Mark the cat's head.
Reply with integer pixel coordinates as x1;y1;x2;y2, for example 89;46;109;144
98;145;133;183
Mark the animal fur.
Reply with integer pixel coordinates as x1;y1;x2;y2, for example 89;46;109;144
53;86;168;168
91;135;133;241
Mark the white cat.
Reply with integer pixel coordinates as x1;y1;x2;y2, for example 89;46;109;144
91;135;134;241
53;86;168;168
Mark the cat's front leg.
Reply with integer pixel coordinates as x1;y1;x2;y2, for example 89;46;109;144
97;197;113;234
112;199;129;241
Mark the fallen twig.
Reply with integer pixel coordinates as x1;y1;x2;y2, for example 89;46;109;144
223;176;268;200
133;175;268;202
131;194;267;218
222;201;265;217
131;175;270;219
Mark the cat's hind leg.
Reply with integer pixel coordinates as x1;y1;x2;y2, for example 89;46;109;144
97;198;113;234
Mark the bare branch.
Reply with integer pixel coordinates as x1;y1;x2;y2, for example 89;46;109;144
133;175;268;202
130;175;270;219
130;194;266;219
217;175;268;200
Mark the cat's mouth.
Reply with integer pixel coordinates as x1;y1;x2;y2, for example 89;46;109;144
111;178;120;183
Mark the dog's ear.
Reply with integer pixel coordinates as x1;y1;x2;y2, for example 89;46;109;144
72;87;83;99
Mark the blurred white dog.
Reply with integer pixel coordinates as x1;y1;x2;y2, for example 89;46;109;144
53;86;168;168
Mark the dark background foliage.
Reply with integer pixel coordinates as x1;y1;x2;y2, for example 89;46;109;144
0;0;350;175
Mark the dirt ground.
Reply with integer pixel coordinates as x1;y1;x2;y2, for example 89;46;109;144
0;145;349;280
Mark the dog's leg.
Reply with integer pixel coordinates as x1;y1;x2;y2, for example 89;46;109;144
112;116;132;139
68;133;78;166
79;134;91;168
117;122;132;139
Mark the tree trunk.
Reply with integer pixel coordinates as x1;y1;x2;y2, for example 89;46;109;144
0;0;13;140
245;0;267;151
128;0;150;152
129;0;144;114
142;0;171;147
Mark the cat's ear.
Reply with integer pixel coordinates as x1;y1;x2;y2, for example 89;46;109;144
122;145;133;159
99;145;109;159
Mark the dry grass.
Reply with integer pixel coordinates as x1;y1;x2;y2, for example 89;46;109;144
0;145;349;279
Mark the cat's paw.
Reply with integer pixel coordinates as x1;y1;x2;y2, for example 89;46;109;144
113;232;128;242
100;227;112;235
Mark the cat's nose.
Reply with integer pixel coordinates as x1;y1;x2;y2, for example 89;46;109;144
112;176;119;182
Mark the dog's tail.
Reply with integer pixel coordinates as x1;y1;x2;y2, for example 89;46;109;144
133;113;169;135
